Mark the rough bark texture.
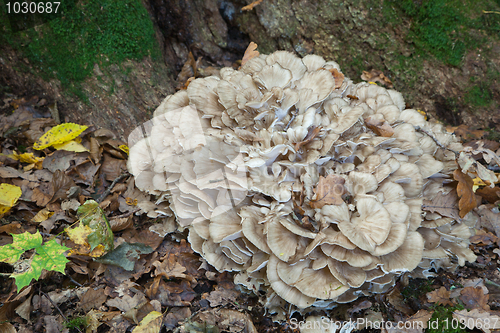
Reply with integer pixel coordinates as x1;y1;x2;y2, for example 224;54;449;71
1;0;499;140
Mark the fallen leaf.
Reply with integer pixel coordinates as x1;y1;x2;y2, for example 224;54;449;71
132;311;163;333
242;0;264;11
241;42;259;67
453;309;500;333
79;287;108;312
459;286;490;311
153;254;189;281
365;116;395;137
52;139;89;152
95;242;153;271
454;169;478;218
452;125;486;141
107;293;147;312
0;183;22;217
33;123;88;150
294;126;322;151
408;309;434;329
427;286;453;306
423;190;461;220
0;322;16;333
361;69;393;88
476;186;500;203
310;174;346;209
15;294;33;321
469;229;498;246
204;288;240;307
31;208;54;223
328;68;345;89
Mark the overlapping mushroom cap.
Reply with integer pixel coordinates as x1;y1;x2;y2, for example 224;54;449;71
128;51;476;310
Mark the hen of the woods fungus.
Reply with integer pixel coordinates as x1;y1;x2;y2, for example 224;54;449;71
127;51;476;311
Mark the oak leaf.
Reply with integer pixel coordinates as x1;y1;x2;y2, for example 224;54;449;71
309;174;346;209
427;286;453;306
423;190;461;220
452;309;500;333
454;169;478;218
460;286;490;311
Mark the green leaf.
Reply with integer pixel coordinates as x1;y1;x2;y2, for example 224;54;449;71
76;200;113;252
95;242;152;271
0;231;70;291
0;231;43;264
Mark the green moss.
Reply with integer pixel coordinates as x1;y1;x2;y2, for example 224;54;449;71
65;316;87;330
2;0;160;99
427;304;468;333
383;0;500;66
401;278;434;301
464;83;493;107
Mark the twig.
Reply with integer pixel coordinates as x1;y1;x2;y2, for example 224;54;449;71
41;290;84;333
483;10;500;15
485;278;500;289
414;126;459;156
110;208;140;219
96;172;130;203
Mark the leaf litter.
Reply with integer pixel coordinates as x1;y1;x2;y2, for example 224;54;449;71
1;56;500;333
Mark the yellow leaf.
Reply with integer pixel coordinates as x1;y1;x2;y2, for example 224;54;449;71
118;145;129;154
31;208;54;223
66;223;93;246
9;152;45;164
132;311;163;333
65;223;106;257
53;140;89;152
33;123;88;150
0;184;22;217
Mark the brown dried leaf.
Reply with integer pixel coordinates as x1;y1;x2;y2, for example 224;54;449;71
460;286;490;311
328;68;345;89
454;169;478;218
109;216;134;232
49;170;76;203
453;309;500;333
79;287;108;312
294;126;322;151
469;229;498;246
476;186;500;203
423;190;461;221
408;309;434;329
365;116;395;137
452;125;486;141
242;0;264;11
153;254;190;281
241;42;259;67
427;286;453;306
361;69;393;88
309;174;346;209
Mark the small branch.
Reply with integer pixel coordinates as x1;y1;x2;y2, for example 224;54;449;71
483;10;500;15
110;208;140;219
414;126;459;156
96;172;130;203
41;290;83;333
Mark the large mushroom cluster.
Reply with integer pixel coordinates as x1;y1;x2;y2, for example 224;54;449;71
128;51;476;309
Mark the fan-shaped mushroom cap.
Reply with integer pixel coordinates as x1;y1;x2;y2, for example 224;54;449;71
128;50;476;311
